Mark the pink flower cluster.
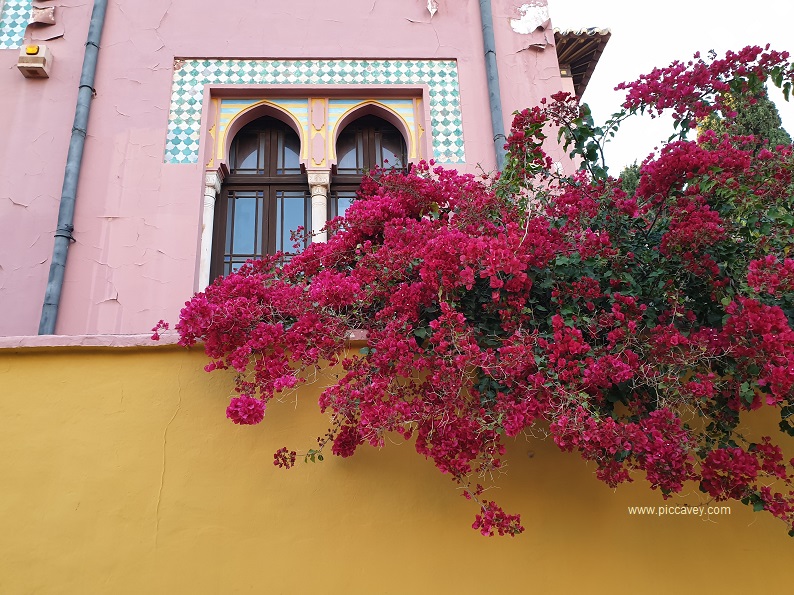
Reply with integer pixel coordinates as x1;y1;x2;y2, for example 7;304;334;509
617;46;793;123
551;408;696;493
226;396;266;425
471;500;524;537
748;256;794;296
274;447;297;469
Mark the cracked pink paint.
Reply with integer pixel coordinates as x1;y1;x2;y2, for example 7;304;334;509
0;0;573;340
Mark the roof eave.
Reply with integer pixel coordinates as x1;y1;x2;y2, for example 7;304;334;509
554;28;611;99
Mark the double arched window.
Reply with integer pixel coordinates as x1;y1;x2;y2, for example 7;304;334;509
212;113;407;279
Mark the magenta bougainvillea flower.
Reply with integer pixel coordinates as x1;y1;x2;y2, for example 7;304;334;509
167;46;794;537
226;396;266;425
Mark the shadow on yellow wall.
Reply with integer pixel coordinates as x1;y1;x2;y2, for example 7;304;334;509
1;345;791;594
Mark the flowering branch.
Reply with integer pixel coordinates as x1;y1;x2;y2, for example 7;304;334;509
167;46;794;537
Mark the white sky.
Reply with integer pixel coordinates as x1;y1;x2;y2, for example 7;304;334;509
549;0;794;171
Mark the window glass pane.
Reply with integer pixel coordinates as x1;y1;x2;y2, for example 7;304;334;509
225;257;251;276
257;194;264;250
279;130;302;174
231;192;262;255
335;190;356;218
337;130;361;172
379;131;404;169
356;135;365;170
233;133;259;171
276;191;307;253
223;256;248;275
225;198;234;253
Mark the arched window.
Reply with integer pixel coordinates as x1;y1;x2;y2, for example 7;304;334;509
212;117;308;278
331;115;407;219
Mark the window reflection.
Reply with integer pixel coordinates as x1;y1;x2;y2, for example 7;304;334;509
232;133;259;171
337;133;363;173
231;193;260;254
277;131;302;174
379;130;403;168
276;191;309;253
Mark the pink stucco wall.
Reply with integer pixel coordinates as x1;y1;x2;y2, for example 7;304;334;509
0;0;569;337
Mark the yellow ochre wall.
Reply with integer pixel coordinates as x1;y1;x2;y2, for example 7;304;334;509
1;345;792;594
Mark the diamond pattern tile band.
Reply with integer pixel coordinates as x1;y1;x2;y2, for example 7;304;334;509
0;0;32;49
165;59;465;164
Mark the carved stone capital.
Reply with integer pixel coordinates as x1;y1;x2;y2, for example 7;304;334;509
308;169;331;196
204;169;223;197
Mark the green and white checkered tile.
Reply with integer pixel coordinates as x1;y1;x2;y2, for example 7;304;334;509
165;59;464;165
0;0;32;49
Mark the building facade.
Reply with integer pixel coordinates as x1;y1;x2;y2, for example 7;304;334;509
0;0;599;337
3;2;790;593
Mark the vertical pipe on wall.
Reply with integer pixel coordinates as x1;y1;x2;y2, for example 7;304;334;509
478;0;507;170
39;0;108;334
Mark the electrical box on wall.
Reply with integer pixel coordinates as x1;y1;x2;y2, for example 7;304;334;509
17;45;53;79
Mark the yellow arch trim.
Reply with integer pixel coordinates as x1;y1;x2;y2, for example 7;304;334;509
218;100;308;162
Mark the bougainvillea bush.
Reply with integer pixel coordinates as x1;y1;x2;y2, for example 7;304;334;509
158;46;794;537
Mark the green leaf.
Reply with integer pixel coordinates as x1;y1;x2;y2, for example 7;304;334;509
779;420;794;437
740;382;755;406
614;449;631;462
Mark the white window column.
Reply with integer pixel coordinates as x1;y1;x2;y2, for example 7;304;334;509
308;170;331;244
199;169;223;291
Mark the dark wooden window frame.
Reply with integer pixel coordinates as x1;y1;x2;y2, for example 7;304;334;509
211;118;308;280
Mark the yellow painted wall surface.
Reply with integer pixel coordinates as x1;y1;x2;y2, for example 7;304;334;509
1;345;792;594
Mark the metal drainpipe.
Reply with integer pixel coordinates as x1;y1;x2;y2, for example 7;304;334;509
39;0;109;334
479;0;507;170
